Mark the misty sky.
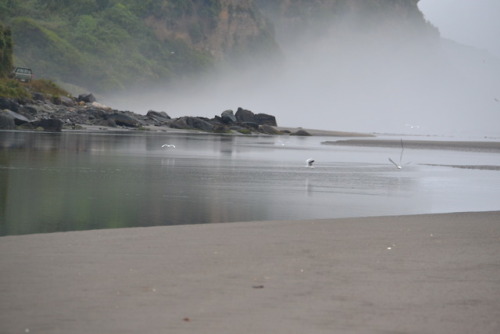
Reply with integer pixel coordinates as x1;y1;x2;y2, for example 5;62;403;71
418;0;500;57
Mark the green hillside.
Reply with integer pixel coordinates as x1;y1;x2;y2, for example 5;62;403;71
0;22;13;78
0;0;277;93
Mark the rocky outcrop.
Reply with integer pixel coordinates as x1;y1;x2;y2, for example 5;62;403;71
0;95;281;134
32;118;63;132
235;107;277;126
0;98;19;112
2;110;29;125
106;113;142;127
77;93;96;103
170;116;214;132
0;111;16;129
221;110;237;124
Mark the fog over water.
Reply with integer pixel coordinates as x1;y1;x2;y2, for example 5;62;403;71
106;5;500;137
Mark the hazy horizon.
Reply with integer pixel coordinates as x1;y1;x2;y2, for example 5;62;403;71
105;3;500;137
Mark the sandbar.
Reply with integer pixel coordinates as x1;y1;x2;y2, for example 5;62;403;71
1;211;500;333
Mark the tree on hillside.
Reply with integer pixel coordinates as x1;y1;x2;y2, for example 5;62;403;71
0;23;13;78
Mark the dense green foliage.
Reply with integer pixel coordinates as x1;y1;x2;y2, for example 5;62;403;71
0;79;29;99
0;23;13;78
0;0;228;92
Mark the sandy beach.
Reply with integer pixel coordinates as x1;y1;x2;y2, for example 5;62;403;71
1;211;499;333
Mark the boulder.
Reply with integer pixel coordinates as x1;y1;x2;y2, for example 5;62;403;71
213;124;229;133
235;107;256;123
170;117;214;132
184;116;214;132
0;97;19;112
33;118;63;132
146;110;171;125
106;113;141;127
221;110;237;124
20;105;39;117
259;124;281;135
51;96;62;105
60;96;75;107
241;122;259;130
255;113;277;126
77;93;96;103
81;108;106;120
147;110;171;120
0;111;16;129
31;92;45;101
2;110;30;125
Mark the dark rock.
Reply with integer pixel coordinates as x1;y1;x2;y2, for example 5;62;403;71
229;125;245;132
170;117;214;132
0;90;283;134
0;111;16;129
213;124;229;133
259;124;281;135
80;108;106;120
146;110;171;126
31;92;45;101
184;117;214;132
51;96;62;105
19;105;39;117
2;110;30;125
106;113;141;127
146;110;170;120
291;129;311;136
77;93;96;103
60;96;75;107
241;122;259;130
33;118;63;132
255;113;277;126
105;118;117;127
0;97;19;112
235;107;256;123
221;110;237;124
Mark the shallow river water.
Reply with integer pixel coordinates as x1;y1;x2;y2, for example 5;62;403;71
1;130;499;236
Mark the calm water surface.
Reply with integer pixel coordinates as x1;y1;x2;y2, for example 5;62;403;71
1;131;499;235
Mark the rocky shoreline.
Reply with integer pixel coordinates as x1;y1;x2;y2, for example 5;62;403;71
0;93;377;137
0;93;312;136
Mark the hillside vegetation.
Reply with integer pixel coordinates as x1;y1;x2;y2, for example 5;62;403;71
0;0;436;94
0;21;70;100
0;0;278;93
0;23;13;78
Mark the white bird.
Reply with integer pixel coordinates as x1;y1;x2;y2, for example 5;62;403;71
162;144;176;148
306;158;315;167
388;139;404;169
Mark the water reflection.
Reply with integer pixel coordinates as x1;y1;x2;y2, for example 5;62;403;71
1;131;499;236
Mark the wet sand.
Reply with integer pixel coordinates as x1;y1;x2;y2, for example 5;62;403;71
1;211;500;334
324;138;500;152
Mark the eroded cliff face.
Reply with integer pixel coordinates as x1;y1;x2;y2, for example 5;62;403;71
144;0;280;64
